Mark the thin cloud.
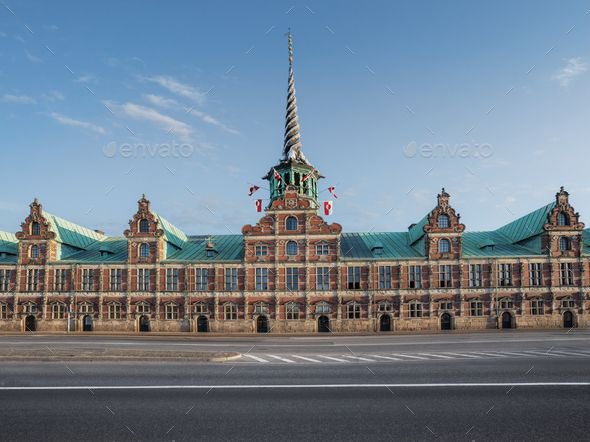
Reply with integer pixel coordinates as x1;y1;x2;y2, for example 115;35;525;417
144;93;239;135
553;57;588;87
43;90;65;102
144;75;207;105
25;50;42;63
2;94;36;104
105;100;194;141
49;112;106;134
74;74;95;84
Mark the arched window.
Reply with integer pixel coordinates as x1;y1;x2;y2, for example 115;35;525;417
31;222;40;236
557;212;569;226
285;216;298;231
286;240;298;256
139;243;150;257
439;239;450;253
30;245;39;258
286;302;301;320
139;219;150;233
559;237;571;251
437;214;450;228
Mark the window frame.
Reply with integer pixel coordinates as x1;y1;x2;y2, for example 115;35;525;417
286;240;298;256
286;267;300;291
285;216;298;231
346;302;361;320
408;265;422;289
347;266;361;290
531;298;544;316
108;302;122;320
437;214;450;228
286;302;301;320
469;299;483;316
378;266;392;290
316;267;330;291
165;303;179;320
225;267;238;291
139;218;150;233
139;243;150;258
468;264;482;288
224;303;238;320
438;238;451;254
255;267;269;291
409;300;423;318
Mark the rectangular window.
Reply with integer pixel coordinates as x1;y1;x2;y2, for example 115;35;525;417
255;245;268;256
0;303;7;319
347;303;361;319
225;268;237;291
27;269;39;291
531;299;544;315
439;265;452;288
316;267;330;291
468;264;482;288
409;302;423;318
166;268;179;291
225;304;238;320
0;269;10;291
470;300;483;316
82;269;94;291
196;268;209;291
440;301;453;311
286;267;299;291
286;303;300;320
316;243;329;255
408;265;422;289
347;266;361;290
378;266;392;289
255;268;269;291
165;304;179;320
110;269;122;291
529;263;543;286
108;303;121;320
54;269;66;291
560;263;574;286
136;303;150;314
498;264;512;287
138;269;150;291
51;303;66;319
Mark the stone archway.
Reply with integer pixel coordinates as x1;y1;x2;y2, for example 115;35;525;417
256;315;269;333
501;311;513;329
318;315;330;333
197;315;209;332
440;313;452;330
25;315;36;332
379;314;392;332
563;311;574;329
139;315;150;332
82;315;93;332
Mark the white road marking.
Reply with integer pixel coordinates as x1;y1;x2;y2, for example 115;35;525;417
2;382;590;391
342;355;376;362
442;353;482;359
368;354;404;361
418;353;455;359
549;350;590;357
523;351;565;357
498;351;539;358
266;355;295;363
241;354;270;363
394;354;429;360
471;352;509;358
317;355;350;363
290;355;322;363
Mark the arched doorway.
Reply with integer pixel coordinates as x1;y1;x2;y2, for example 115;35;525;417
318;315;330;333
197;315;208;332
139;315;150;332
501;311;513;329
379;315;391;332
256;315;269;333
441;313;452;330
563;311;574;328
82;315;93;332
25;315;36;332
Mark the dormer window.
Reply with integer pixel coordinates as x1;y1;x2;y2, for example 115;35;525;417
206;249;217;258
139;219;150;233
437;214;449;228
31;222;40;236
372;242;384;256
557;212;569;226
286;216;298;231
439;238;451;253
559;236;571;251
139;243;150;257
30;245;39;259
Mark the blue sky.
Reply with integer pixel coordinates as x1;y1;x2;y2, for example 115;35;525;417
2;0;590;237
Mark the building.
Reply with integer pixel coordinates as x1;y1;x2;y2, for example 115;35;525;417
0;35;588;334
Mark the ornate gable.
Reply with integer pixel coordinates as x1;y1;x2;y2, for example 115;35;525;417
15;198;54;241
544;187;585;231
124;195;164;238
424;188;465;234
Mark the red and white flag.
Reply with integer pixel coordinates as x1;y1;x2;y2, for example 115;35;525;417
328;186;338;198
301;173;310;183
255;199;263;212
273;169;282;183
248;185;260;196
323;200;333;216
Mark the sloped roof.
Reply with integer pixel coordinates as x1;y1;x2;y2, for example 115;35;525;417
165;235;243;262
341;232;424;260
0;231;18;263
154;213;187;249
462;231;540;257
407;215;429;245
58;237;128;263
495;202;554;244
44;212;105;250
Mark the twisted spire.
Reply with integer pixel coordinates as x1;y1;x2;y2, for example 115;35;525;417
282;32;310;165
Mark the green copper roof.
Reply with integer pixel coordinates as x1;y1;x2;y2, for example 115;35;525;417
44;212;105;250
0;231;18;263
407;215;429;245
495;202;554;244
462;231;540;257
58;237;128;263
154;213;188;249
166;235;243;262
341;232;423;260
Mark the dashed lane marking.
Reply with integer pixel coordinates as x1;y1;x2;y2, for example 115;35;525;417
290;355;322;363
317;355;350;363
342;355;376;362
242;354;270;363
266;355;295;363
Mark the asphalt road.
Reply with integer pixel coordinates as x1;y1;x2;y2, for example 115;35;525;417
1;330;589;441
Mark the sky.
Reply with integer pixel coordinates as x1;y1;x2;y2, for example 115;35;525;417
2;0;590;237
